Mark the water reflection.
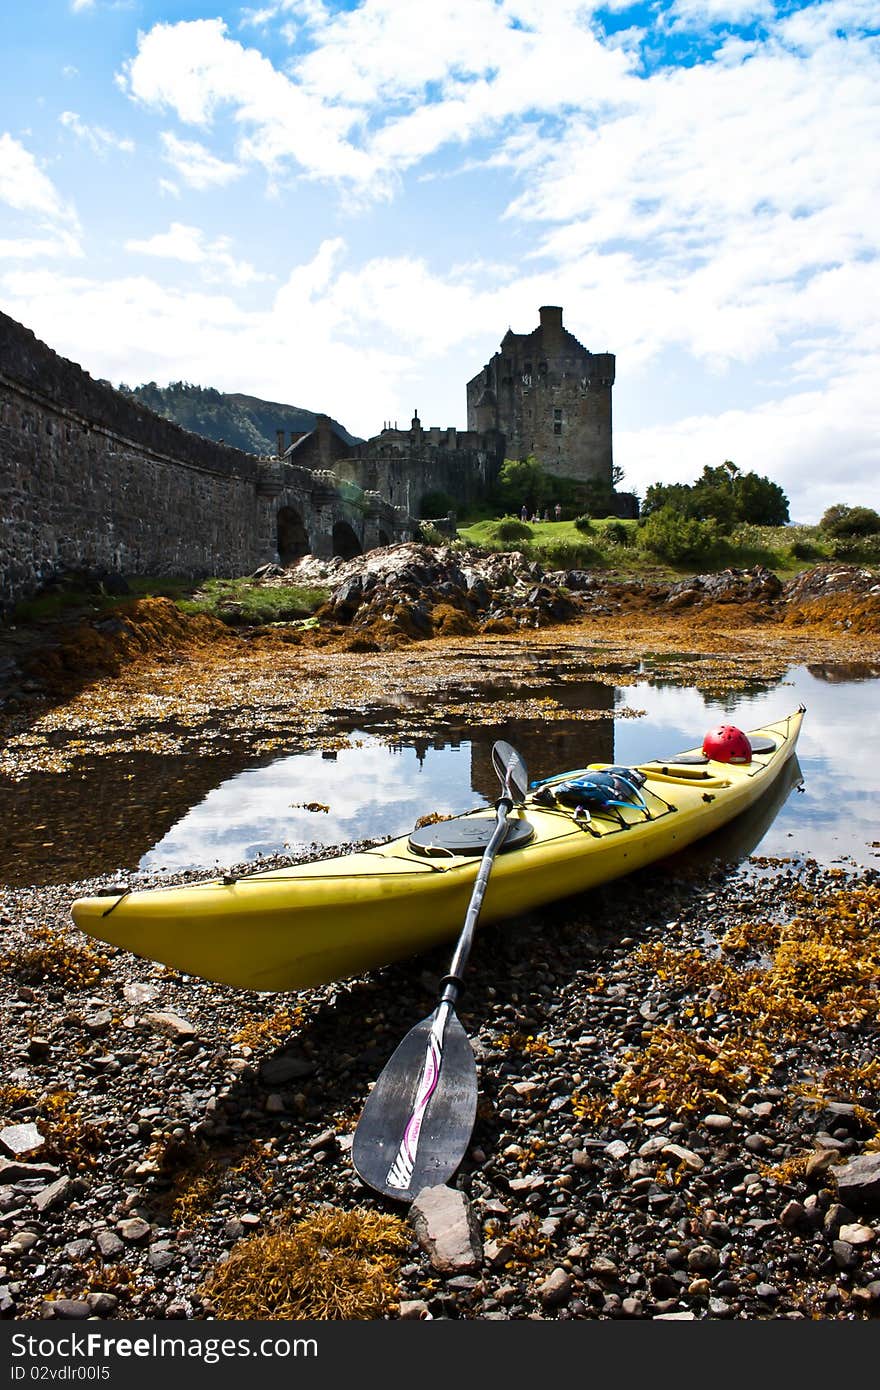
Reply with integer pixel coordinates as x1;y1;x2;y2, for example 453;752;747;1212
1;661;877;886
806;662;880;684
611;668;880;866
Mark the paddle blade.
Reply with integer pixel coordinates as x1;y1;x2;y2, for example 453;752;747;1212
492;740;528;803
352;1012;478;1203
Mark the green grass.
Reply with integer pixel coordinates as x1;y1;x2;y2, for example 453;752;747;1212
456;517;848;579
460;516;639;548
178;577;329;624
9;575;197;624
8;574;329;629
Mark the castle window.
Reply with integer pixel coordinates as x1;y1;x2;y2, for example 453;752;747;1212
553;408;563;435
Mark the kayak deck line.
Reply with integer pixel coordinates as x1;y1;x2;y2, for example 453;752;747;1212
71;707;806;992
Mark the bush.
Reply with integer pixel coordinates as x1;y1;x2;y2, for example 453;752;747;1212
536;539;603;570
487;516;534;544
829;534;880;562
642;463;789;528
787;540;822;561
637;506;722;565
820;505;880;538
573;514;593;534
602;521;630;547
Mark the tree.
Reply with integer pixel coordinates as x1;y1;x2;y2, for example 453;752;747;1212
820;504;880;537
492;456;552;513
640;462;788;529
731;471;789;526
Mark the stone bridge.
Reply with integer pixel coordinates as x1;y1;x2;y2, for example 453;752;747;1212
257;460;408;565
0;312;415;613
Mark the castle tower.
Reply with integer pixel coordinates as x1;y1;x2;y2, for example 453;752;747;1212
466;306;615;486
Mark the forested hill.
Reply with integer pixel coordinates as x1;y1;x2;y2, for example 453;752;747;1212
117;381;361;455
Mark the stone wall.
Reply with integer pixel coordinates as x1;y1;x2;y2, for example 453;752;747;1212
339;413;505;515
0;313;411;612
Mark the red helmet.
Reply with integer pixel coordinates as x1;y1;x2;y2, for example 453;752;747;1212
702;724;752;763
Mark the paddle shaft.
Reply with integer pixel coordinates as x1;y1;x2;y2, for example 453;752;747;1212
382;793;513;1193
440;794;513;1004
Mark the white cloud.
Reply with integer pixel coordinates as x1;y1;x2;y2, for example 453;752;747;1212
667;0;774;29
118;10;635;194
775;0;880;52
0;233;82;261
616;358;880;523
59;110;134;156
159;132;243;190
0;133;72;219
125;221;268;287
0;133;82;259
497;20;880;401
120;19;374;187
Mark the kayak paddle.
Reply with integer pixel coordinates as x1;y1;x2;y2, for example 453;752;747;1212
352;740;529;1202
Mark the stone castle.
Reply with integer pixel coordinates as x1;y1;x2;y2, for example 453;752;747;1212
0;305;618;611
467;305;615;485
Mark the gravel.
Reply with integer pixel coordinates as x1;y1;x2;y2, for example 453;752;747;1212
0;850;878;1321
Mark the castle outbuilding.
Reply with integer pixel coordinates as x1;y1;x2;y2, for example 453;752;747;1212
466;306;615;486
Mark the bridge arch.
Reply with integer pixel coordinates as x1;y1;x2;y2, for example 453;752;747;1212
277;506;310;565
332;520;362;559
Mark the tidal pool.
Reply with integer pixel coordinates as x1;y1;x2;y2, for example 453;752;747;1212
139;662;880;875
4;658;872;887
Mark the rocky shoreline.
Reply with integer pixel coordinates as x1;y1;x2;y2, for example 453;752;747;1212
1;550;878;721
1;545;879;1322
282;546;880;647
1;850;879;1322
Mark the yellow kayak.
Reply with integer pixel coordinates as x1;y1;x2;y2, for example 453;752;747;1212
71;708;804;992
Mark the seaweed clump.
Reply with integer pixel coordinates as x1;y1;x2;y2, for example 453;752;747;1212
198;1207;409;1319
634;881;880;1036
613;1025;773;1119
0;1085;102;1169
0;925;111;989
232;1006;304;1051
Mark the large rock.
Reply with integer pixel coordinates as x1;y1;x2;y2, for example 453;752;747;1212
833;1153;880;1208
0;1158;60;1184
0;1124;44;1157
142;1011;196;1041
410;1185;482;1273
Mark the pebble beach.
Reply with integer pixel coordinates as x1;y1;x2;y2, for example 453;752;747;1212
1;849;878;1322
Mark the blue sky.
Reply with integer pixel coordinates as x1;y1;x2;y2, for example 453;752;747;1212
1;0;878;522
